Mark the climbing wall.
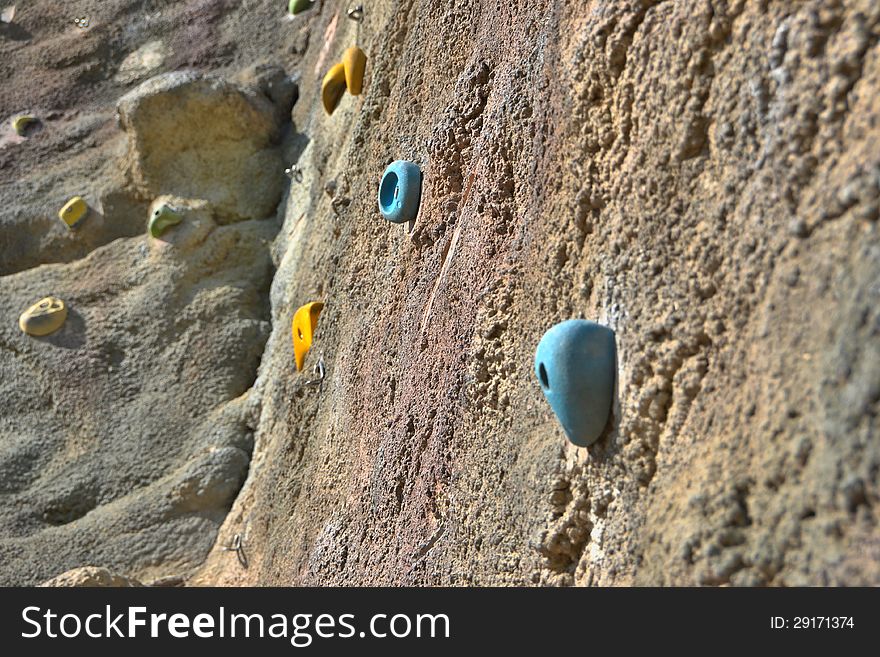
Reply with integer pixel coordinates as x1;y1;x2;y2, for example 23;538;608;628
194;0;880;586
0;0;877;586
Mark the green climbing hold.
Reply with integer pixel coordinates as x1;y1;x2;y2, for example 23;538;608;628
12;114;38;137
289;0;313;15
148;203;182;238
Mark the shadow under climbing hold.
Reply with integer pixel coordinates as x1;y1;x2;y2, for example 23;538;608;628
342;46;366;96
148;203;182;238
19;296;68;337
534;319;617;447
12;114;37;137
292;301;324;371
378;160;422;224
289;0;313;15
58;196;89;229
322;62;347;115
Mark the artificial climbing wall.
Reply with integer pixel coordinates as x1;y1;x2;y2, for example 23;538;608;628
0;0;877;586
194;0;880;586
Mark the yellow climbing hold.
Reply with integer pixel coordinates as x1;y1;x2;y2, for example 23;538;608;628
12;114;37;137
58;196;88;229
292;301;324;371
321;62;347;115
342;46;366;96
19;296;68;337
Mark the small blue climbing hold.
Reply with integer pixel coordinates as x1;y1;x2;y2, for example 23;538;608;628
534;319;617;447
378;160;422;224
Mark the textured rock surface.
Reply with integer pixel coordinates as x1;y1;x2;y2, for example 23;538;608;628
2;0;879;587
0;213;275;585
195;0;880;587
118;71;284;223
1;63;280;584
40;566;143;587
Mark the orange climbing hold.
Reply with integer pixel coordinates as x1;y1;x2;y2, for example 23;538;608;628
292;301;324;371
342;46;366;96
321;63;346;115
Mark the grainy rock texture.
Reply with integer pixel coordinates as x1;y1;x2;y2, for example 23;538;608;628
118;71;285;223
1;0;879;587
0;65;279;585
0;212;275;585
40;566;143;587
195;0;880;587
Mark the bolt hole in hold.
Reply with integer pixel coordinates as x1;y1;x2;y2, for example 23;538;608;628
58;196;89;229
12;115;40;138
148;204;182;238
539;362;549;389
534;319;617;447
292;301;324;371
378;161;422;224
19;296;68;337
379;172;398;212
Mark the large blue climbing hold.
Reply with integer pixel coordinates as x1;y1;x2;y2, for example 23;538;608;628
534;319;617;447
378;160;422;224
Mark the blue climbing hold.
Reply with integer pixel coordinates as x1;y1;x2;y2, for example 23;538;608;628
534;319;617;447
378;160;421;224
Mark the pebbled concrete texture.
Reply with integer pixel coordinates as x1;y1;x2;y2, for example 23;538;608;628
0;62;281;585
2;0;879;586
0;215;275;585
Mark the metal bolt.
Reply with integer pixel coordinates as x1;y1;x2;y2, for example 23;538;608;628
347;5;364;21
296;354;326;393
285;165;304;182
221;533;248;568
